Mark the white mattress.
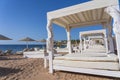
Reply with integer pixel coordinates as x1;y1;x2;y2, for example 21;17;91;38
54;53;118;62
82;49;106;53
24;51;44;54
23;51;63;58
53;60;119;71
23;51;44;58
65;53;107;57
56;48;69;52
83;45;106;53
53;53;119;70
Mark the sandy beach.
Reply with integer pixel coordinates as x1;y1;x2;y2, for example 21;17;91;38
0;55;119;80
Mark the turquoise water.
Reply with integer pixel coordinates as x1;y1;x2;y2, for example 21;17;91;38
0;44;66;53
0;44;45;53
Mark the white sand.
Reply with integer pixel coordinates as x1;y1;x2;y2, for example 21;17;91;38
0;55;119;80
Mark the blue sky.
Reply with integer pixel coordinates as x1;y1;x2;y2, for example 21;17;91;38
0;0;104;44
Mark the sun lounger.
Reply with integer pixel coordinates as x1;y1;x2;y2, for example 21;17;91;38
4;50;13;55
56;48;69;53
23;48;63;58
16;48;30;55
23;51;44;58
54;53;118;62
53;53;119;71
53;60;119;71
0;50;4;56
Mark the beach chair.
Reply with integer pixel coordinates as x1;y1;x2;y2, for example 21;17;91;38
16;48;29;55
0;50;4;56
44;49;63;68
4;50;13;55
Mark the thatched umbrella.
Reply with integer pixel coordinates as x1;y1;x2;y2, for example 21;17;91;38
37;39;46;43
0;34;12;55
0;34;12;40
19;37;35;48
37;39;46;49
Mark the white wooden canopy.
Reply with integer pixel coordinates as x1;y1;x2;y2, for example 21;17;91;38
79;29;108;53
47;0;118;28
80;29;106;37
88;36;103;39
46;0;120;78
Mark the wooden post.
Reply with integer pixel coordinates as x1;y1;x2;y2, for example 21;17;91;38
104;32;109;53
102;24;109;53
44;56;47;68
103;32;108;53
115;34;120;68
105;5;120;69
107;25;115;53
46;20;54;73
104;23;114;53
84;38;86;50
79;33;82;53
66;27;72;54
88;37;91;48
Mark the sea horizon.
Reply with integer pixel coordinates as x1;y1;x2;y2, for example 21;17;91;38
0;44;46;53
0;44;66;53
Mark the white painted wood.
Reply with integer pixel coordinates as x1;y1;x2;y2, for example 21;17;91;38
47;0;118;20
105;5;120;69
44;56;48;68
80;29;108;53
69;15;77;23
82;12;89;21
66;27;72;54
87;10;92;21
49;51;53;73
80;29;106;36
102;23;114;53
79;33;82;53
60;17;70;24
67;16;75;23
46;0;120;77
46;20;53;52
23;51;44;58
104;37;108;53
77;12;86;22
53;65;120;78
72;14;80;22
102;11;111;20
46;20;54;73
97;8;103;20
53;19;66;28
64;16;74;24
92;9;97;20
84;38;86;50
107;25;115;53
104;32;109;53
115;34;120;69
88;36;103;39
69;19;108;28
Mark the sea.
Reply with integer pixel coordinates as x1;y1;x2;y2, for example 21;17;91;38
0;44;66;53
0;44;46;53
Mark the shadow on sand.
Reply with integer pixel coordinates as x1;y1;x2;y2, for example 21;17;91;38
56;71;120;80
0;56;25;60
0;67;22;77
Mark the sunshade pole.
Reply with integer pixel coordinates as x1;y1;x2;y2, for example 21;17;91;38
26;41;28;48
118;0;120;10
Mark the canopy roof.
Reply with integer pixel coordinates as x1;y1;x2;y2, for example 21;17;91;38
88;36;103;39
37;39;46;42
80;29;106;37
19;37;35;42
0;34;12;40
47;0;119;29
